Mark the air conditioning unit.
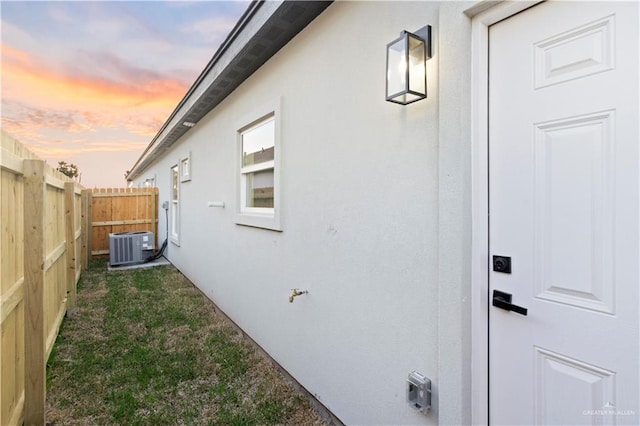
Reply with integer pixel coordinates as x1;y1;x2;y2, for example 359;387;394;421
109;231;155;266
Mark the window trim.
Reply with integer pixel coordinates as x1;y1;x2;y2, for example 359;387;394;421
141;174;156;188
235;97;282;231
180;151;191;182
170;164;180;245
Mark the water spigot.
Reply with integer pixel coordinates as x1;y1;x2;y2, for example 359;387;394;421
289;288;308;303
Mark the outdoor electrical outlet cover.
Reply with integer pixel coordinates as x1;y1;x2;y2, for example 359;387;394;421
407;371;431;414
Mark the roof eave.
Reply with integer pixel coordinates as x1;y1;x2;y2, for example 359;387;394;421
127;0;332;181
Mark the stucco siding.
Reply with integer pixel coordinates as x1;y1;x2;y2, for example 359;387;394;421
134;2;473;424
436;3;473;425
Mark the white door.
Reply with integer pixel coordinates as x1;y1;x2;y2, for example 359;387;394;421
489;2;639;425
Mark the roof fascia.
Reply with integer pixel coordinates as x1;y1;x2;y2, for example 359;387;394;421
128;0;278;180
128;1;332;181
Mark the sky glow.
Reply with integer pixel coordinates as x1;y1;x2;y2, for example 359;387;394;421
1;0;249;187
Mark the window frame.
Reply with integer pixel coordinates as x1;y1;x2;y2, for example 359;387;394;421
170;164;180;245
235;98;282;231
141;174;156;188
240;117;275;215
180;152;191;182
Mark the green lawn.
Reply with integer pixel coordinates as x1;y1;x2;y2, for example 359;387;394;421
46;259;328;425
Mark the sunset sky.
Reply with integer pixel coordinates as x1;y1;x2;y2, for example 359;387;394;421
1;0;249;187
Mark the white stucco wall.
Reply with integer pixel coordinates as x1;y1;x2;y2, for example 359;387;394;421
436;3;473;425
134;2;473;424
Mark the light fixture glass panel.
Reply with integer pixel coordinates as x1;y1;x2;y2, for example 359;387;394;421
408;34;426;95
387;36;407;99
396;92;424;105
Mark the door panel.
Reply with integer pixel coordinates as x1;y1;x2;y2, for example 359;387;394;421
489;2;638;425
535;347;616;425
532;111;615;314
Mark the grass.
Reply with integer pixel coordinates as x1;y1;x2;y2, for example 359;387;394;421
45;259;328;425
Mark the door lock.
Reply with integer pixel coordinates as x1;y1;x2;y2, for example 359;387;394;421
492;290;527;316
492;255;511;273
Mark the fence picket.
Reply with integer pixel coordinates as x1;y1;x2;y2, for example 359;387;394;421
1;131;84;425
85;188;158;256
23;159;46;425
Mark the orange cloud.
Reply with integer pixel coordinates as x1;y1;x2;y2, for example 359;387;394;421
1;43;30;62
3;125;148;157
1;42;189;160
1;42;187;114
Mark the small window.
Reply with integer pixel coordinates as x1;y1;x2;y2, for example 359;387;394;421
180;152;191;182
235;99;281;230
241;117;275;210
142;176;155;188
170;164;180;245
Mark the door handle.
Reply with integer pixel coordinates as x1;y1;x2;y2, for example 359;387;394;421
492;290;528;316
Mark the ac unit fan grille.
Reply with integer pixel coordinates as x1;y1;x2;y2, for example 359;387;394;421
114;237;134;263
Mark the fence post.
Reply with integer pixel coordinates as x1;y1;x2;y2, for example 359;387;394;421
23;159;46;425
151;189;157;247
88;191;93;260
81;190;91;268
64;182;77;315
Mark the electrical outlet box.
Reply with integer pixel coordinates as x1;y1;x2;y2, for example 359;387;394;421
407;371;431;414
162;201;169;210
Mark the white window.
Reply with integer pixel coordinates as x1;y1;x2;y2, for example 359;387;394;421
235;100;281;230
242;117;274;210
170;164;180;245
180;152;191;182
142;176;155;188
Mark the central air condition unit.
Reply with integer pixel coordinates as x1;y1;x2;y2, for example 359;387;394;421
109;231;155;266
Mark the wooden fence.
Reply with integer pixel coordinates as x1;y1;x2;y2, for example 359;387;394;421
1;131;84;425
85;187;159;257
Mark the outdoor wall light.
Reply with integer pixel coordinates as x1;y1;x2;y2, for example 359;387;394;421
386;26;432;105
